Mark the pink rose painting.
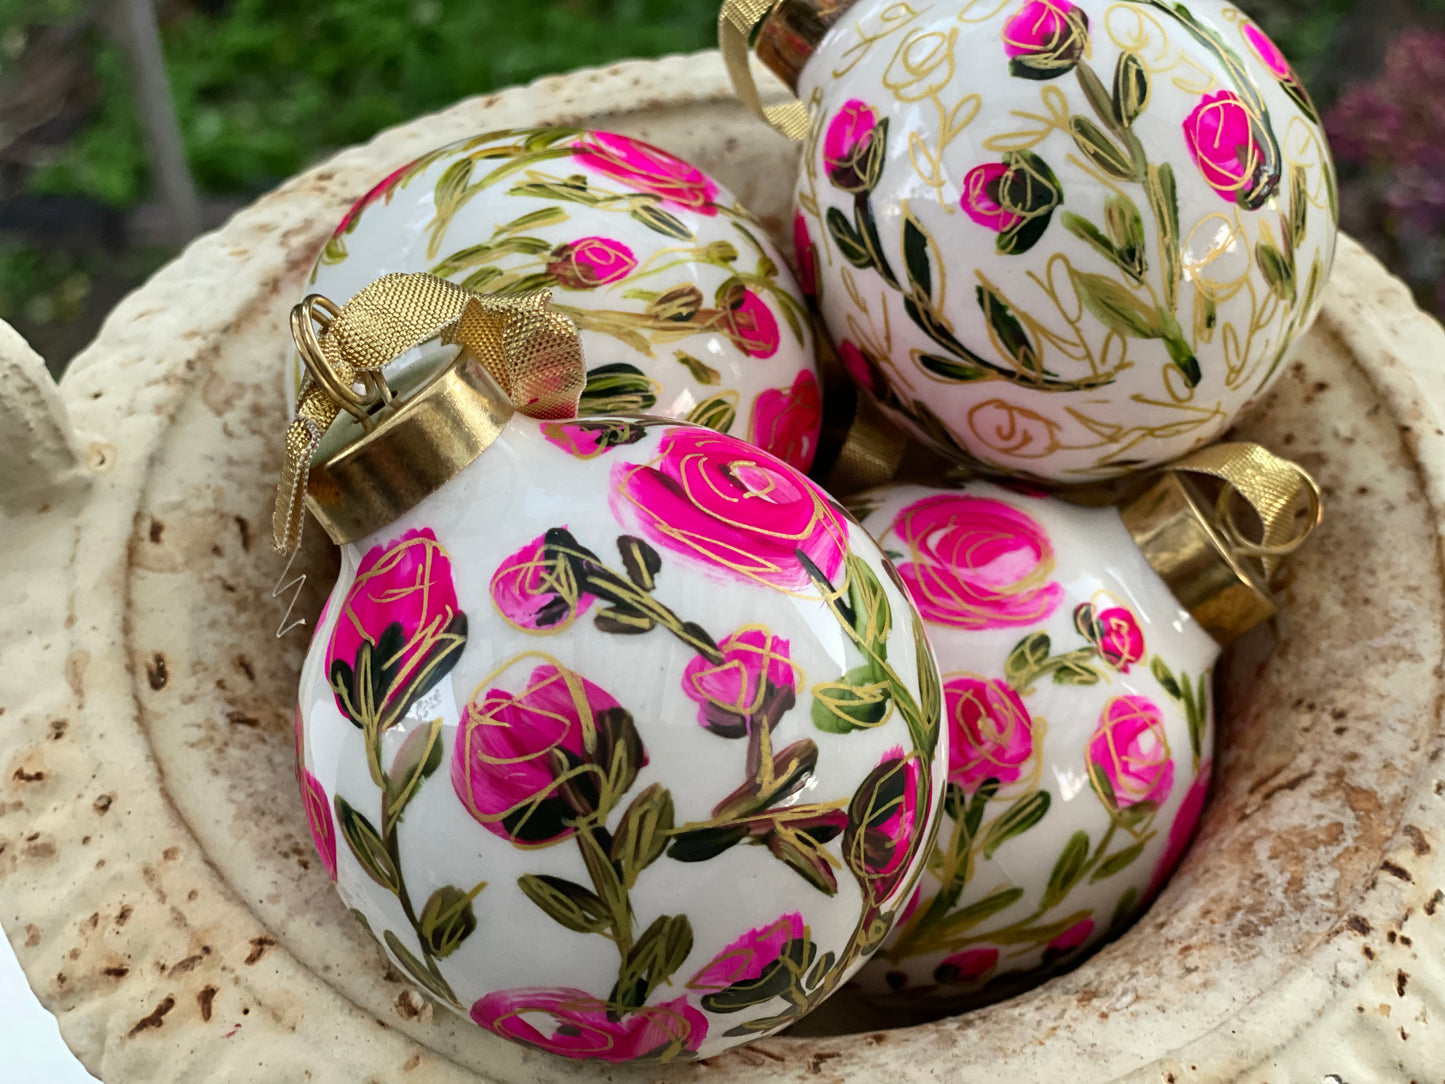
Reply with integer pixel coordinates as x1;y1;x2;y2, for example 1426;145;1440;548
959;151;1063;253
572;131;718;215
689;912;805;994
934;945;999;985
491;533;596;632
792;212;819;299
1002;0;1089;77
682;626;801;739
1148;760;1212;899
961;162;1023;233
547;237;637;290
333;160;413;237
1077;603;1146;672
717;288;782;359
1182;91;1268;205
1088;696;1174;810
944;676;1036;791
845;748;928;903
1242;22;1293;83
325;528;466;727
891;494;1063;630
823;99;883;191
611;426;849;592
542;418;649;460
1047;918;1094;956
451;664;644;845
299;770;337;881
471;988;706;1063
749;370;822;473
838;340;889;400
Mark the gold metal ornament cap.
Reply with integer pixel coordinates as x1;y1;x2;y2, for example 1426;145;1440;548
1121;443;1323;645
719;0;856;139
753;0;858;91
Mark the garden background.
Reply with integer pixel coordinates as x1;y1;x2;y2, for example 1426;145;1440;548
0;0;1442;372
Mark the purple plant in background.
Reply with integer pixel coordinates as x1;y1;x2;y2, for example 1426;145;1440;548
1327;29;1445;313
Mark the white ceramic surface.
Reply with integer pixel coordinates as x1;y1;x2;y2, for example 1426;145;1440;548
294;411;946;1062
790;0;1337;480
290;127;823;472
847;481;1216;1002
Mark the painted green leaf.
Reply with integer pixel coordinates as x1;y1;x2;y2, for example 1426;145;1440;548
1109;886;1140;937
931;885;1026;940
1256;241;1296;304
846;554;892;651
1061;211;1124;272
1005;632;1052;690
903;214;932;299
1042;829;1091;911
1104;195;1147;280
383;929;456;1003
1113;51;1149;127
1071;270;1162;338
458;266;503;293
1289;164;1309;251
614;914;695;1010
1151;655;1183;700
1051;655;1103;686
1148;162;1183;313
980;790;1052;859
1069;115;1135;180
963;778;1001;840
631;202;694;241
1090;841;1147;883
684;390;738;434
977;283;1042;377
1076;57;1121;130
1115;799;1157;833
917;352;991;383
418;883;483;958
518;873;612;934
912;616;942;760
668;824;750;863
334;796;399;894
766;830;839;896
383;716;444;834
617;535;661;592
580;363;657;415
826;206;873;270
1162;327;1204;387
496;206;569;236
610;783;675;888
811;665;892;734
675;351;721;385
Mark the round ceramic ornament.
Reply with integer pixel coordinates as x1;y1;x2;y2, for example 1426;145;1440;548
841;448;1320;1004
281;274;946;1063
287;127;824;471
726;0;1338;481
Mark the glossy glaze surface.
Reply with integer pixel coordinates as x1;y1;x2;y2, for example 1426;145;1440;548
291;128;822;471
792;0;1337;480
293;418;946;1061
847;480;1216;1003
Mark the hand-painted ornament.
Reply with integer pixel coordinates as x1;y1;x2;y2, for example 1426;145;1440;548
281;274;945;1062
290;127;823;471
843;448;1319;1004
730;0;1338;481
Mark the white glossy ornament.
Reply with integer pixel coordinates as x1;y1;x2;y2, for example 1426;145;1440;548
289;127;823;471
292;389;946;1062
846;480;1216;1003
781;0;1337;481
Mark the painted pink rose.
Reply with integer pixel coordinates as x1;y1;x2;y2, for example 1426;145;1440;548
689;912;805;993
471;988;706;1063
934;945;999;985
1242;23;1292;81
547;237;637;290
326;528;465;726
683;626;801;738
749;370;822;473
792;212;819;299
1088;696;1174;810
845;747;928;903
838;339;889;399
542;418;649;460
944;676;1035;791
1091;605;1145;672
823;99;882;191
1149;759;1213;899
1003;0;1089;74
717;287;781;359
1047;918;1094;955
491;534;596;631
1183;91;1267;204
451;665;645;845
892;494;1063;630
611;426;849;592
333;160;412;237
572;131;718;215
299;769;337;881
962;162;1023;233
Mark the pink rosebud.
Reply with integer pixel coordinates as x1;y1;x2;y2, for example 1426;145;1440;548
717;287;782;359
838;339;889;400
547;236;637;290
491;534;595;631
823;99;882;191
749;370;822;473
333;160;413;237
892;494;1063;630
1047;918;1094;956
572;131;718;215
542;418;649;460
944;676;1036;791
934;945;1000;985
1148;759;1212;898
471;988;707;1063
682;626;801;738
1088;696;1174;810
688;912;805;993
1095;606;1145;672
792;212;819;299
1242;22;1293;82
1002;0;1089;75
451;665;645;845
961;162;1023;233
610;426;850;592
1182;91;1267;205
845;747;929;903
299;768;337;881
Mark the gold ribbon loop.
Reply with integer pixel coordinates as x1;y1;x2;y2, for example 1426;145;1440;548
720;0;812;140
273;272;584;554
1166;442;1323;579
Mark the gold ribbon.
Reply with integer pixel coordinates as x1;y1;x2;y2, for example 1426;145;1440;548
273;272;584;554
1166;441;1323;579
719;0;812;140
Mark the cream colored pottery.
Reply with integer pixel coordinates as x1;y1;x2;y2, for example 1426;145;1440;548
1;50;1443;1084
